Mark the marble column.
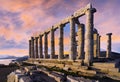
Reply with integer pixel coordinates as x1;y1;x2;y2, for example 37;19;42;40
69;17;77;60
77;23;85;59
39;34;43;58
97;35;101;57
29;40;31;58
58;24;64;59
50;27;55;59
31;37;35;58
44;32;49;59
35;37;39;58
93;29;98;58
106;33;112;58
84;4;96;66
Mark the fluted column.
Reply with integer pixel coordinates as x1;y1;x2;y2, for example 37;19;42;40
44;32;48;59
84;4;96;66
39;34;43;58
35;37;39;58
58;24;64;60
31;37;35;58
69;17;77;60
97;35;101;57
77;24;85;59
50;27;55;59
106;33;112;58
93;29;98;58
29;40;31;58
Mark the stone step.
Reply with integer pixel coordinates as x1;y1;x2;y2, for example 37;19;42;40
108;72;120;80
77;69;96;76
93;63;115;68
93;65;120;73
108;68;120;73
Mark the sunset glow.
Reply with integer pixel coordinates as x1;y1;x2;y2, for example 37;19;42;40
0;0;120;56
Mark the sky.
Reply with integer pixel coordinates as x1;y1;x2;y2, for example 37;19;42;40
0;0;120;57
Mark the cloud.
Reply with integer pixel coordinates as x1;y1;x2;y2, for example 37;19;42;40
0;0;120;57
0;48;28;57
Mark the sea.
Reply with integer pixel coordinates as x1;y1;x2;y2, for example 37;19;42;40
0;59;15;65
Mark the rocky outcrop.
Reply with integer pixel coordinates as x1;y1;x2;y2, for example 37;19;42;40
7;66;98;82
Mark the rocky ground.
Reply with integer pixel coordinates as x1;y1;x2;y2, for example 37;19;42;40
0;64;18;82
1;61;120;82
7;64;120;82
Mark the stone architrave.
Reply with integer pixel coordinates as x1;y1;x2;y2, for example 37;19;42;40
50;27;55;59
106;33;112;58
39;34;43;58
69;17;77;60
35;37;39;58
58;24;64;60
84;4;96;66
31;37;35;58
29;40;31;58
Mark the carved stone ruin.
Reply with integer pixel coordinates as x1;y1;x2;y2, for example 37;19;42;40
28;4;112;66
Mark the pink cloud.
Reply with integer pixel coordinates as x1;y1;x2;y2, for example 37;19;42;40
0;48;28;57
0;0;120;57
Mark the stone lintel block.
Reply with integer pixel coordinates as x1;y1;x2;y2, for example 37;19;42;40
106;33;112;35
61;16;70;24
45;30;50;34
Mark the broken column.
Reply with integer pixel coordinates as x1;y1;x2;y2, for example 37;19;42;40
35;37;39;58
50;27;55;59
44;32;49;59
31;37;35;58
77;23;85;59
106;33;112;58
97;35;101;57
58;24;64;60
93;28;98;58
29;40;31;58
84;4;96;66
69;17;77;60
39;34;43;58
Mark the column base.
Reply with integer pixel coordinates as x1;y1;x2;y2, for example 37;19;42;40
84;60;93;66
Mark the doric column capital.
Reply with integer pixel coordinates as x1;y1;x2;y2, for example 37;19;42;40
106;33;112;36
35;37;39;40
59;24;65;28
85;8;96;15
31;37;34;40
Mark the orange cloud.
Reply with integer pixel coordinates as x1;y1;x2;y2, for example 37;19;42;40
0;48;28;57
101;35;120;43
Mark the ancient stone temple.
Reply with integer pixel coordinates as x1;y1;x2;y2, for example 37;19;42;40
28;4;112;66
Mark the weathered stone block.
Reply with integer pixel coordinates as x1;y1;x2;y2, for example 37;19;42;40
67;75;79;82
